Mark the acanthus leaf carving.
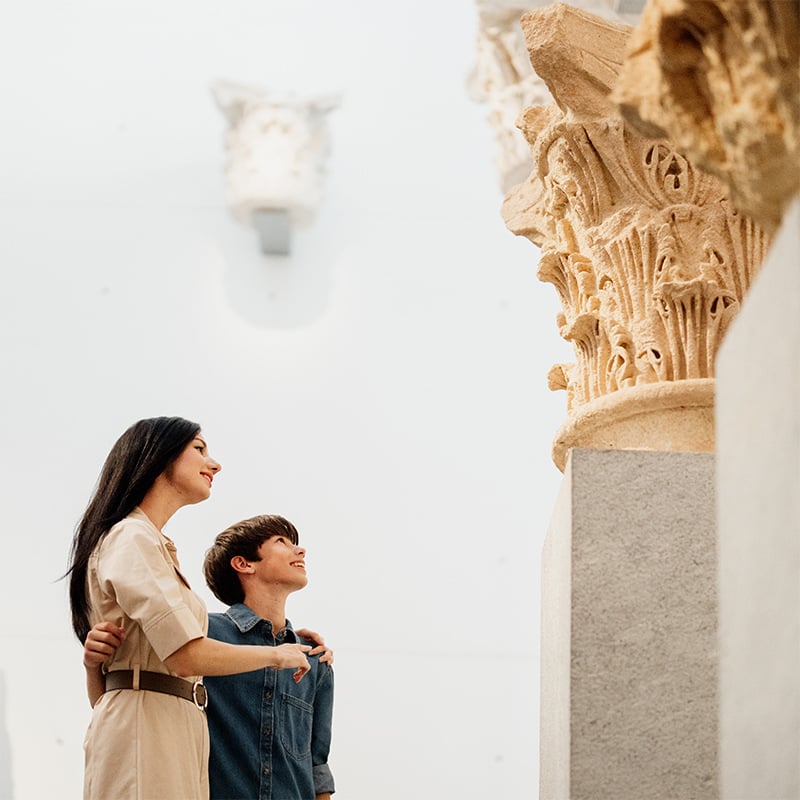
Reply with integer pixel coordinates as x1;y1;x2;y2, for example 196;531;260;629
613;0;800;233
502;3;770;470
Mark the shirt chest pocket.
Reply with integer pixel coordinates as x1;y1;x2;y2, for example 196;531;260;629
280;693;314;761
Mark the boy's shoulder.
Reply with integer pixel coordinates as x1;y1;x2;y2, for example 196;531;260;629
294;632;334;674
207;610;231;626
207;605;255;642
207;610;236;642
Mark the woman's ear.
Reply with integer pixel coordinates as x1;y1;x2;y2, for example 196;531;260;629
230;555;252;574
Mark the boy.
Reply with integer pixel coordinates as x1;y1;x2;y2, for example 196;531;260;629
84;514;335;800
203;515;335;800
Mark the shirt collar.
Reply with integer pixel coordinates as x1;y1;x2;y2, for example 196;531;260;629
225;603;296;640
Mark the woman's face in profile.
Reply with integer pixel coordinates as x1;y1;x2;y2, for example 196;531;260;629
162;435;222;505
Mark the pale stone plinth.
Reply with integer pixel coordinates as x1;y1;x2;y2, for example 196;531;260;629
716;199;800;799
542;448;717;799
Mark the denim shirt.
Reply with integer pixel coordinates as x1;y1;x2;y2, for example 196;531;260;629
206;605;335;800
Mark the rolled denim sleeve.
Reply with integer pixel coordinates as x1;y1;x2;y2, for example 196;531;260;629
312;663;335;795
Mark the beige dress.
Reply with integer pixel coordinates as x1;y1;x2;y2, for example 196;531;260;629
83;507;210;800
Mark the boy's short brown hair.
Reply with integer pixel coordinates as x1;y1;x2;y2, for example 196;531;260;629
203;514;299;606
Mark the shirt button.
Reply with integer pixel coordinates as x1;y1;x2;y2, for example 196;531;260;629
264;690;272;700
263;768;270;776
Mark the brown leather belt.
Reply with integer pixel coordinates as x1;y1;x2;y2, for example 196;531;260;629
104;670;207;710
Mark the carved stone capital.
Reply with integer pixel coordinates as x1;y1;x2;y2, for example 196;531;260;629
211;80;339;243
612;0;800;233
469;2;554;192
502;3;769;470
469;0;644;192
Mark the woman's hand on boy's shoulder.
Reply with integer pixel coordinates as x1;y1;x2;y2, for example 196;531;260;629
295;628;334;666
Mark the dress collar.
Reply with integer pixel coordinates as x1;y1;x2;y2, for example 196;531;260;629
129;506;185;573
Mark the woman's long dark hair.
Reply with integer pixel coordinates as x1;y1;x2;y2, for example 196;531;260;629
66;416;201;643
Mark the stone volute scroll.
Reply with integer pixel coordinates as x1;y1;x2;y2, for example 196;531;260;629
468;0;645;193
502;2;770;471
468;0;557;193
612;0;800;235
211;80;340;255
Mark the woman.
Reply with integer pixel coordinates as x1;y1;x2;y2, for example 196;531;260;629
67;416;313;800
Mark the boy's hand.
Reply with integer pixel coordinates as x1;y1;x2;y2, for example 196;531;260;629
84;622;126;669
295;628;334;666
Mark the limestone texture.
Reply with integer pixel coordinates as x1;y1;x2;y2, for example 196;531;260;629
613;0;800;234
542;448;717;799
502;2;769;470
469;0;641;192
716;199;800;798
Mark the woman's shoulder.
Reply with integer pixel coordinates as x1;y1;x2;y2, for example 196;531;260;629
100;510;160;552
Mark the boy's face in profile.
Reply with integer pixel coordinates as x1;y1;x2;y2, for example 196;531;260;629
251;534;309;591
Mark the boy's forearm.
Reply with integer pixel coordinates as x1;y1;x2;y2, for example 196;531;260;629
315;794;331;800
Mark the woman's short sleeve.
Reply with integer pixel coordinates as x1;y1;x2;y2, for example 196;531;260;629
96;520;204;661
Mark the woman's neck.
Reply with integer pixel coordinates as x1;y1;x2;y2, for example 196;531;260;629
138;483;181;531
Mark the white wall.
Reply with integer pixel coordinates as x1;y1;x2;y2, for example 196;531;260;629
0;2;569;797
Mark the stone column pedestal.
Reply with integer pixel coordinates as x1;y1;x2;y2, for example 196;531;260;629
542;448;717;799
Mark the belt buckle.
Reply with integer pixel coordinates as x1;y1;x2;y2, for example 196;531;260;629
192;680;208;710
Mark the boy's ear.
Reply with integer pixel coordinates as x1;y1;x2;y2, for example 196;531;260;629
230;555;253;574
